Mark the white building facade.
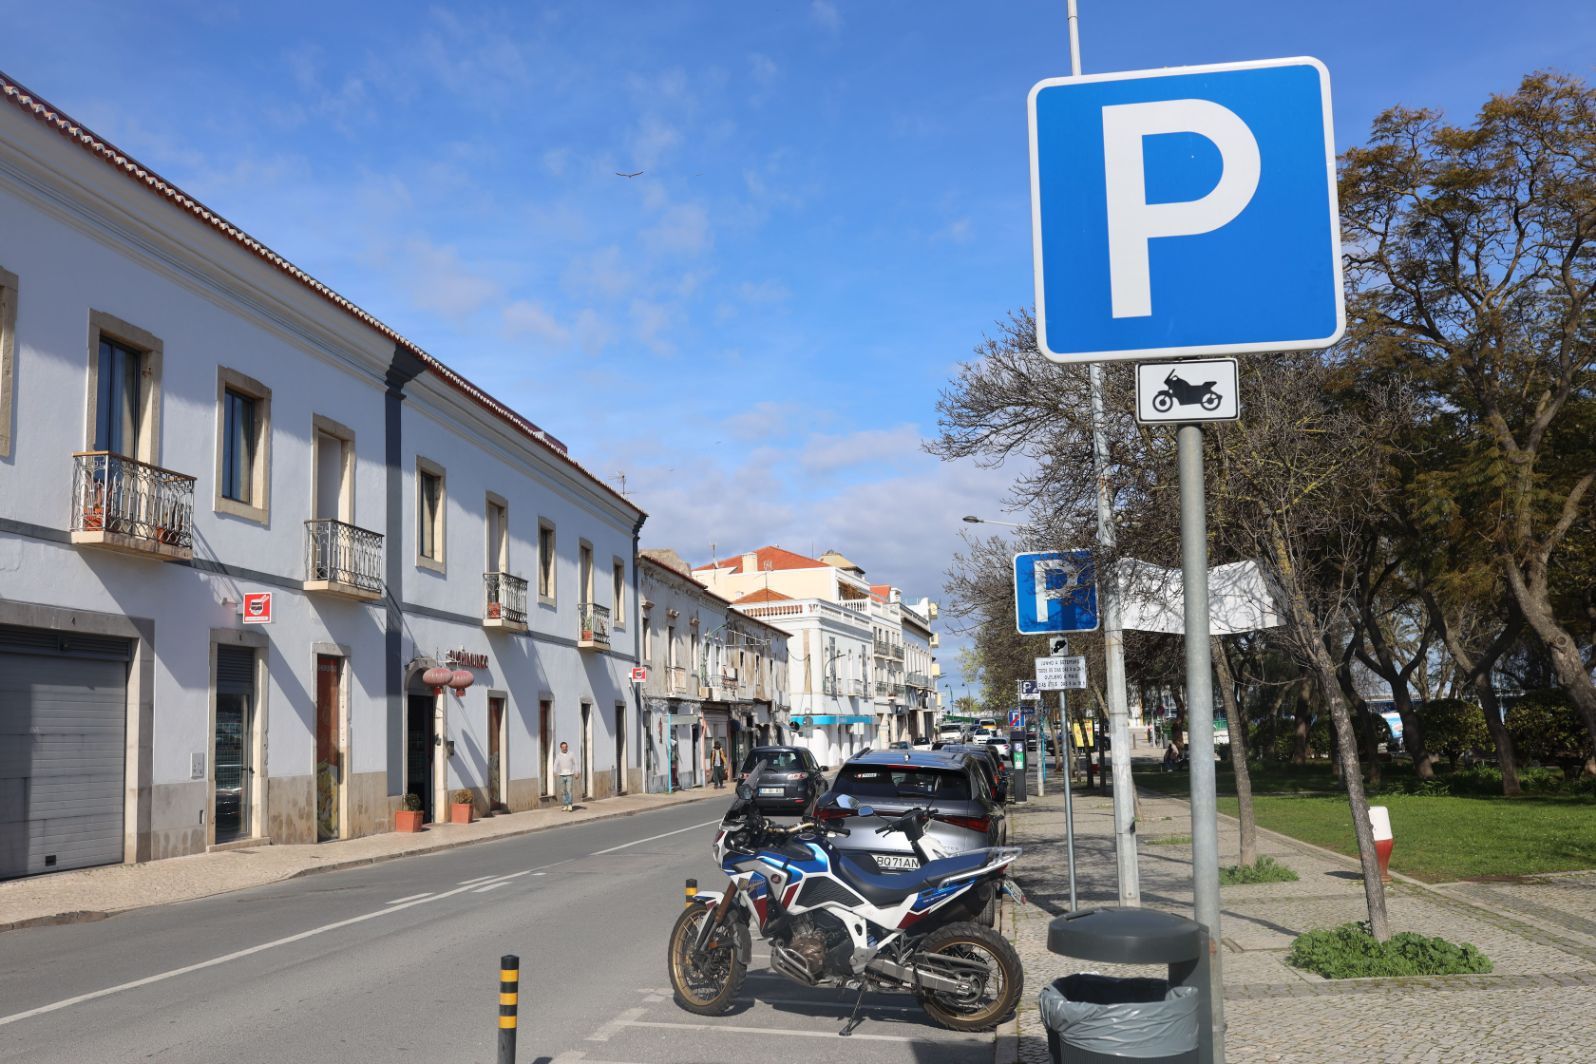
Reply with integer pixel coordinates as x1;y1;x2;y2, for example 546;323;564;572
0;75;644;878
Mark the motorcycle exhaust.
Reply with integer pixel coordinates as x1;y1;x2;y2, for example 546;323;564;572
769;943;823;986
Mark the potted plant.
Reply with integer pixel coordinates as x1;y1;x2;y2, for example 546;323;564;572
487;600;502;620
450;788;475;825
395;792;424;833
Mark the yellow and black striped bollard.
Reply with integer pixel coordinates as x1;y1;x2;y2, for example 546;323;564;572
685;878;698;908
497;954;519;1064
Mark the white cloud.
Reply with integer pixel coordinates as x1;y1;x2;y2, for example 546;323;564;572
628;116;682;169
736;279;790;305
811;0;842;32
643;203;712;257
749;53;779;86
396;238;500;319
562;245;635;301
542;147;570;177
630;298;677;355
938;217;975;244
501;300;569;346
722;400;803;441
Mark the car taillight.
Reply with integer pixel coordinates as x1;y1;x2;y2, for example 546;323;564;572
782;772;807;781
937;814;991;833
817;806;854;822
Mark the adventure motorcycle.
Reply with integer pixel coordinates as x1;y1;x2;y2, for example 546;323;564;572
1151;368;1223;413
667;768;1026;1033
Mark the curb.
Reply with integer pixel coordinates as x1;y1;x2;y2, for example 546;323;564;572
995;893;1022;1064
0;791;721;935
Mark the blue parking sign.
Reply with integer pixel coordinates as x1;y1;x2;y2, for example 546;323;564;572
1027;57;1344;363
1014;550;1098;635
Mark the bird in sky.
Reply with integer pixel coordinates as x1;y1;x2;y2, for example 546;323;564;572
615;170;644;178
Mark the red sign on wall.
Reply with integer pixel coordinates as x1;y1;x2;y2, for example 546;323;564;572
242;592;272;624
630;666;648;683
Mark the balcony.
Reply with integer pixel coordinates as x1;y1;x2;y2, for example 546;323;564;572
70;452;196;561
719;666;740;695
873;639;904;661
303;519;383;601
667;665;688;695
907;671;930;689
578;601;610;650
847;678;866;698
929;633;940;648
875;680;890;699
483;571;529;632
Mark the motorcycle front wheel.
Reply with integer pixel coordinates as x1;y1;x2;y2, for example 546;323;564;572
1201;391;1222;411
1152;391;1174;413
913;921;1023;1032
668;904;747;1015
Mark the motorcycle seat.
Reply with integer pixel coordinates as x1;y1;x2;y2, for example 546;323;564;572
833;849;992;907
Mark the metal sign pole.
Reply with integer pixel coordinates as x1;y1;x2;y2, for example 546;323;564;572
1060;689;1078;911
1179;422;1225;1060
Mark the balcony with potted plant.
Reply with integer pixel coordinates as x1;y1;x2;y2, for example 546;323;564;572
69;451;196;561
577;601;610;651
483;570;529;632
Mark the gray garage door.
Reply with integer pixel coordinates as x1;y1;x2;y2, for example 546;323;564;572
0;625;131;879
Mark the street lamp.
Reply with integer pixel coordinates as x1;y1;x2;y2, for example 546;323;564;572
962;514;1024;528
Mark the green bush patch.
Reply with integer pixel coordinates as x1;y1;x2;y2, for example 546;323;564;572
1219;855;1299;885
1145;834;1192;846
1287;922;1493;979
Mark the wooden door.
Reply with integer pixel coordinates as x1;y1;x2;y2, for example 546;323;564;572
315;655;342;841
488;696;505;810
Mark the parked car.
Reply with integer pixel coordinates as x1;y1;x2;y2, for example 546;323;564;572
736;745;826;815
911;735;934;751
816;749;1007;924
1024;728;1058;756
941;742;1010;803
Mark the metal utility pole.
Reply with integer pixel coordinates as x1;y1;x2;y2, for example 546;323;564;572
1179;423;1225;1058
1068;0;1141;909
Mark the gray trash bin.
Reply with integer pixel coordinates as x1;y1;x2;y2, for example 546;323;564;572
1042;907;1213;1063
1040;975;1198;1062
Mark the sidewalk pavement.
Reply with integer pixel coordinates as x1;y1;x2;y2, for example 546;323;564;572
0;785;724;933
998;784;1596;1064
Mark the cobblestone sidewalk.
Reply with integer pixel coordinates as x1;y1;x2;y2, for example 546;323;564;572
0;785;721;932
999;786;1596;1064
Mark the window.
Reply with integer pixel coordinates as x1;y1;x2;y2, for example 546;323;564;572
538;520;556;603
579;542;594;605
666;625;677;668
215;368;271;522
833;765;972;802
311;416;354;522
612;560;626;628
0;265;15;459
642;609;653;662
86;310;162;465
486;496;508;573
416;458;445;571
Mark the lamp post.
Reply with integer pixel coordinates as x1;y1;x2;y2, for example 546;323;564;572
962;512;1139;906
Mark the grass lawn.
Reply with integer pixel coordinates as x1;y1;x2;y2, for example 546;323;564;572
1133;763;1596;882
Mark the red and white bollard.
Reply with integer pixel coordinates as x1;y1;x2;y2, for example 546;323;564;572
1368;805;1393;883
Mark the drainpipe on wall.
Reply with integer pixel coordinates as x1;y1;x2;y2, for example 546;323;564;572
630;512;646;794
383;344;426;802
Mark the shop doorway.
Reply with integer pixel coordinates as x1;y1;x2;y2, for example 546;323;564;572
539;700;553;798
580;702;592;799
406;693;437;823
614;701;627;796
214;646;256;844
488;695;507;811
315;656;343;842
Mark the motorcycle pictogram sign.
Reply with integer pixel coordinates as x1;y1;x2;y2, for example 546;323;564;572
1136;358;1239;423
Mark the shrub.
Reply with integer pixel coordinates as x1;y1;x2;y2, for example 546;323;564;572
1219;855;1299;885
1416;698;1491;767
1287;922;1493;979
1507;689;1593;768
1145;834;1192;846
452;788;474;806
401;792;423;812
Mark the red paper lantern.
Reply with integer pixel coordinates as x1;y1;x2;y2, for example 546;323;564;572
421;666;453;688
448;669;474;690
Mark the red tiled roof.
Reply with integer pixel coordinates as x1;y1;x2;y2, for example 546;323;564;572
0;70;641;518
695;546;827;573
733;588;794;604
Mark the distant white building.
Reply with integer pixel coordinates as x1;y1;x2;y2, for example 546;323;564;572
694;546;939;766
636;549;788;791
0;73;645;878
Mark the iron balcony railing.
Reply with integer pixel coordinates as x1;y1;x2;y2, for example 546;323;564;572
907;671;930;689
484;571;529;625
304;518;384;594
71;451;196;553
579;601;611;646
874;639;904;661
822;676;837;696
875;680;891;698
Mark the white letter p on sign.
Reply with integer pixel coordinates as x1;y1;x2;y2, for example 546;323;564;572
1101;99;1261;318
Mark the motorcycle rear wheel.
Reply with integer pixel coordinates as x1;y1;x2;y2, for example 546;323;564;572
914;921;1023;1032
668;905;747;1016
1152;391;1174;413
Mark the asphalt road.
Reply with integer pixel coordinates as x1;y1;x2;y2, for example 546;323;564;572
0;798;994;1063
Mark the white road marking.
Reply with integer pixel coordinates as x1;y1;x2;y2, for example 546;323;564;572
385;893;433;905
0;867;536;1028
619;1018;983;1043
458;874;496;885
587;1006;647;1042
473;882;509;894
589;819;721;856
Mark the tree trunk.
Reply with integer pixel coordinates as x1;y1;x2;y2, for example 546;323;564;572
1336;657;1382;788
1390;683;1433;779
1292;682;1312;764
1502;560;1596;753
1213;637;1257;868
1473;671;1521;796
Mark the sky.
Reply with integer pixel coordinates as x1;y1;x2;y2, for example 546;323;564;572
3;0;1592;696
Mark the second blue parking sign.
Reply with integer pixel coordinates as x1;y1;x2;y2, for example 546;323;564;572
1027;57;1344;363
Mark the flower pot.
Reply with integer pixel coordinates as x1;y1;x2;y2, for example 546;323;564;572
487;602;502;619
450;801;474;825
394;809;424;833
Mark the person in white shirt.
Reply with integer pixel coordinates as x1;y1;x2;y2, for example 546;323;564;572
554;741;580;811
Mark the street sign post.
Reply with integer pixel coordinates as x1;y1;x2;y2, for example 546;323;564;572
1028;57;1344;365
1013;550;1098;635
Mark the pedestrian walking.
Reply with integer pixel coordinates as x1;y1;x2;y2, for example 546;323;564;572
710;740;727;789
554;741;580;810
